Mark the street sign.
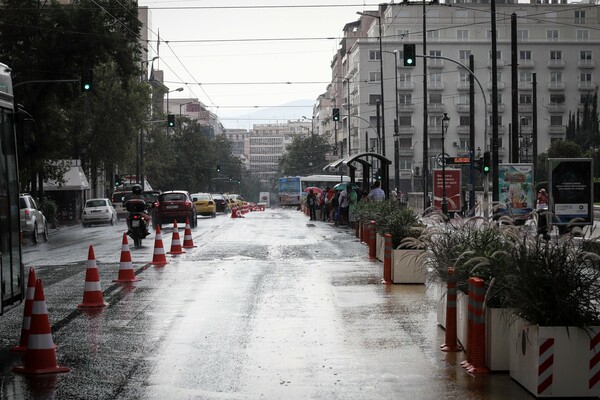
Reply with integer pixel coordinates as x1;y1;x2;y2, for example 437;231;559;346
446;156;471;165
436;153;450;167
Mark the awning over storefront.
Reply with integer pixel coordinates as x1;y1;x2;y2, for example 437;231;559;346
43;160;90;191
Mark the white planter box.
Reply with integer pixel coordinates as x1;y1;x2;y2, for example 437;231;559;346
485;308;514;371
456;291;469;349
509;315;600;398
376;233;385;261
391;249;426;284
433;280;447;329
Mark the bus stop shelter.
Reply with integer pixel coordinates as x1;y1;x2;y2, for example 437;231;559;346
324;152;392;197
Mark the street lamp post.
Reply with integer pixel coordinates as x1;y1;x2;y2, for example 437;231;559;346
357;10;385;157
441;113;450;217
383;49;399;192
166;87;183;115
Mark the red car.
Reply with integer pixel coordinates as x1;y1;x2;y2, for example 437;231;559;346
152;190;197;229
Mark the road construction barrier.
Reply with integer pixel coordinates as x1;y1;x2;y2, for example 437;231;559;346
149;225;168;266
12;268;37;352
383;234;392;283
231;207;238;218
464;277;488;374
182;217;197;248
368;221;376;260
441;267;462;352
13;278;70;375
113;233;140;283
167;220;186;255
78;245;108;308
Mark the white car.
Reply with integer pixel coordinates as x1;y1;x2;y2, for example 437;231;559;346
82;198;118;227
20;194;49;243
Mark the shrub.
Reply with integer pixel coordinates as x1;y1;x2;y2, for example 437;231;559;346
38;198;58;227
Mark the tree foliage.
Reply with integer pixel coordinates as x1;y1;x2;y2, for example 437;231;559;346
278;134;332;177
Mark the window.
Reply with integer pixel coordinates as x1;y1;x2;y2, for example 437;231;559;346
490;71;502;82
496;94;503;104
581;51;592;60
459;116;470;126
459;138;469;149
489;50;502;60
459;50;471;61
520;94;532;104
517;30;529;40
457;29;469;40
429;73;441;83
430;138;442;149
429;93;442;104
577;30;589;40
398;73;412;83
519;50;532;60
519;71;532;83
398;116;412;126
427;30;439;40
580;73;592;82
458;94;470;105
369;50;381;61
398;93;412;104
459;71;469;83
581;93;593;103
547;30;559;40
550;116;563;126
369;71;381;82
550;94;565;104
398;159;412;170
486;30;497;39
429;50;441;57
397;29;409;39
429;115;442;127
550;72;562;83
369;94;382;105
575;10;586;24
398;138;412;148
550;51;562;60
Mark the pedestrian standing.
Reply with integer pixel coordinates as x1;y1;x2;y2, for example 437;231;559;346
367;181;385;201
348;186;358;228
339;185;349;226
321;187;329;221
307;190;318;221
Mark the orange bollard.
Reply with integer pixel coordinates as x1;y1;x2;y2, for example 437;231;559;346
149;225;168;266
383;233;392;283
78;245;108;308
368;221;377;260
12;268;37;352
167;220;186;255
182;217;197;248
113;233;140;283
466;277;489;374
441;267;462;352
13;279;70;375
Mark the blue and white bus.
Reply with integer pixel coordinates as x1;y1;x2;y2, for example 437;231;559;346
0;62;24;314
278;176;302;206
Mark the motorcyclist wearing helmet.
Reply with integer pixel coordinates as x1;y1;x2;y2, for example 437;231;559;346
125;184;151;236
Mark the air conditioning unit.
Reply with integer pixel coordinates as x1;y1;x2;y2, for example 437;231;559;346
453;141;459;147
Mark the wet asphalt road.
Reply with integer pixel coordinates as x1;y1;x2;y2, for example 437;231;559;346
0;208;534;399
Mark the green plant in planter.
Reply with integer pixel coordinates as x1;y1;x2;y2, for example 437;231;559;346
38;198;58;228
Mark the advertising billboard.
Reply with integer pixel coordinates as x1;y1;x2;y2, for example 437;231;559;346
549;158;593;226
498;164;534;219
433;169;461;212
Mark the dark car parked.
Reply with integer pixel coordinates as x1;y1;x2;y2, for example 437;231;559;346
210;193;230;213
152;190;197;229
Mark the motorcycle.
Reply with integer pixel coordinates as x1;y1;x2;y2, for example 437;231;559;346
125;199;150;247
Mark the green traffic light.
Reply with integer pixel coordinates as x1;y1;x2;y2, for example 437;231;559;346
406;59;413;65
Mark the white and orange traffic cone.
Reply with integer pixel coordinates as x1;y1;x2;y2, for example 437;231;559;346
149;225;168;266
78;245;108;308
13;278;70;375
182;217;197;249
231;207;238;218
167;220;186;255
11;268;37;352
113;233;140;283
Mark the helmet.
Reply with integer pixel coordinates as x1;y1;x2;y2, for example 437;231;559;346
132;184;143;195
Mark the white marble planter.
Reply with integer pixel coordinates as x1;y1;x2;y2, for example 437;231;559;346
456;291;469;349
434;280;447;329
391;249;426;284
509;315;600;398
376;233;385;261
485;307;514;371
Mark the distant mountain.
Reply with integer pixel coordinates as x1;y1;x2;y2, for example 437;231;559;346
220;100;315;130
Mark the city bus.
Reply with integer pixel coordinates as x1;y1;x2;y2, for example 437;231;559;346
300;174;351;191
0;62;24;315
278;176;301;206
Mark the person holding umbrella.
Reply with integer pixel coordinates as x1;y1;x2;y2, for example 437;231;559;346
306;189;318;221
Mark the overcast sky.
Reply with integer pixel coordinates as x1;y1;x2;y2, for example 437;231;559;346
138;1;376;129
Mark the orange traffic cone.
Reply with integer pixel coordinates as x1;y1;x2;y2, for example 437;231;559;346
149;225;168;266
231;207;238;218
182;217;197;248
113;233;140;283
12;268;37;352
13;278;70;375
78;245;108;308
167;220;186;255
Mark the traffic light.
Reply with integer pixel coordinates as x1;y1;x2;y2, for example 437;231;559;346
403;44;416;67
375;169;382;181
115;174;123;187
482;151;491;173
167;114;175;127
216;164;221;172
332;108;340;122
81;69;93;92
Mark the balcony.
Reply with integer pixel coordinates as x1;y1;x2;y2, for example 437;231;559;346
487;125;507;135
398;81;415;90
548;125;566;136
396;126;415;136
455;103;470;113
487;81;505;91
487;59;505;68
457;82;470;91
456;125;471;135
548;82;566;91
398;147;414;156
428;103;445;113
578;60;595;69
547;59;566;69
547;103;566;113
427;59;444;69
578;81;596;91
518;103;533;113
428;81;445;90
487;103;506;113
519;82;533;90
398;104;415;113
518;60;535;69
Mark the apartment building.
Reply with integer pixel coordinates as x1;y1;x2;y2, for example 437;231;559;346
325;0;599;192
